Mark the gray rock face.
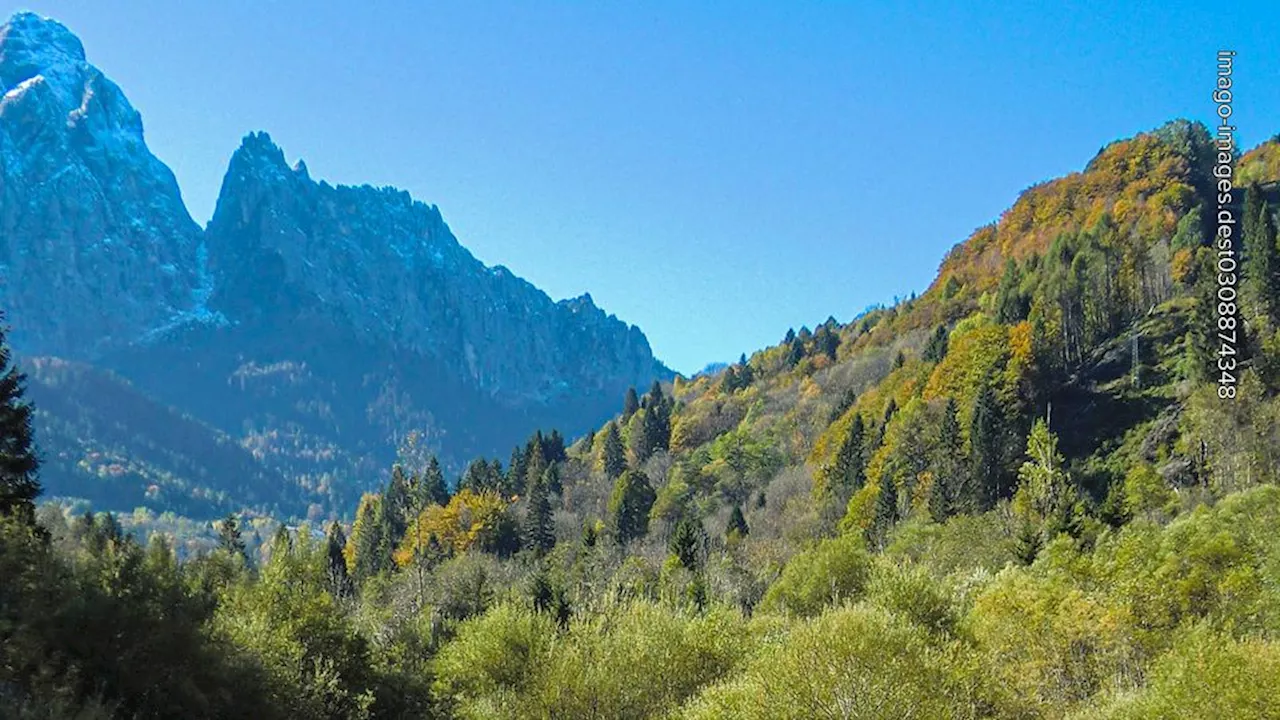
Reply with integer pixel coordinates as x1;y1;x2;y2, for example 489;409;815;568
206;132;662;404
0;12;205;358
0;12;668;515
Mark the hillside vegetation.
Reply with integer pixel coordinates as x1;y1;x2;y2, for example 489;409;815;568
6;121;1280;719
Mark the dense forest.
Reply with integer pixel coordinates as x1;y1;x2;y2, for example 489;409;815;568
5;121;1280;719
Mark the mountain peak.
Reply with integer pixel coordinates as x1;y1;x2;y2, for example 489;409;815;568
0;13;86;96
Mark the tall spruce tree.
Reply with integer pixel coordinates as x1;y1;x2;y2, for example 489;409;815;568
383;466;413;547
421;456;450;507
970;383;1005;510
622;387;640;421
922;324;949;363
524;439;548;496
929;398;967;520
869;479;898;548
347;493;389;585
1243;188;1280;328
325;521;353;599
0;318;39;524
524;468;556;557
600;421;627;480
607;469;656;544
216;513;247;561
669;515;706;570
825;413;867;500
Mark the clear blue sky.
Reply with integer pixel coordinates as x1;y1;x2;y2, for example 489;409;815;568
7;2;1278;374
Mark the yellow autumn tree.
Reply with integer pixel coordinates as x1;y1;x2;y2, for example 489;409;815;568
393;488;509;567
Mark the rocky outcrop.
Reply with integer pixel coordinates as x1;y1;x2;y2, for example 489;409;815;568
0;13;206;358
205;132;662;404
0;12;668;516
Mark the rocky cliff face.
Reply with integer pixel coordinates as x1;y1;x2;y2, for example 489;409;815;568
0;12;668;518
205;132;660;404
0;13;206;358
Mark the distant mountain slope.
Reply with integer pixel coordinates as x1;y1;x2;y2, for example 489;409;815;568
0;12;669;520
24;356;294;518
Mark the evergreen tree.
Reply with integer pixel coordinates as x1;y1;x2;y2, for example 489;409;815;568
217;513;247;560
824;413;867;500
876;398;898;448
726;504;749;539
383;466;413;546
995;258;1030;324
622;387;640;421
893;350;906;369
814;325;840;361
600;421;627;480
738;353;755;386
787;337;806;367
721;365;742;393
922;324;949;364
524;438;548;496
543;462;563;496
507;445;529;497
325;521;353;599
545;430;568;463
524;468;556;557
1243;188;1280;327
636;404;671;463
669;515;705;570
0;318;38;524
969;383;1005;510
529;566;554;613
928;398;967;520
828;388;857;424
607;469;656;544
346;493;388;584
868;479;898;548
421;456;450;507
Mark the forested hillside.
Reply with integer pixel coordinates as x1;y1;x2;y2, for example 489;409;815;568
5;122;1280;719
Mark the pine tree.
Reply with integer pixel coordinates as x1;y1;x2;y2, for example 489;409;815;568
545;430;568;463
929;398;967;520
787;337;806;367
622;387;640;421
922;324;949;363
421;456;450;507
969;383;1005;510
524;438;548;496
824;413;867;500
325;521;353;599
216;513;246;560
524;468;556;557
814;325;840;361
868;479;898;548
726;504;749;539
543;462;563;496
506;445;528;497
383;466;413;546
0;318;39;524
346;493;388;584
995;258;1030;324
1243;188;1280;328
600;421;627;480
669;515;705;570
607;469;656;544
738;353;755;386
